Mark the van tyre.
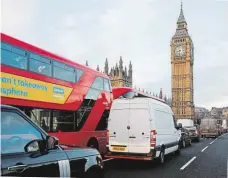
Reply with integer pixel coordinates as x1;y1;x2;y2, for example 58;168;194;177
159;149;165;164
182;140;186;148
175;144;181;155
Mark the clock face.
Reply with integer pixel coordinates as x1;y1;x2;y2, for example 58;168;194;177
175;46;185;57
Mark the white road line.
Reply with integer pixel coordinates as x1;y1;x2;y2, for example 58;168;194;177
180;156;197;171
210;140;215;144
103;158;114;162
201;146;209;152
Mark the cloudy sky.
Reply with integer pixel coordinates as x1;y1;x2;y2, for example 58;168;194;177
1;0;228;109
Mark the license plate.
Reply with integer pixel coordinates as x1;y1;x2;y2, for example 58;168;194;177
112;146;126;151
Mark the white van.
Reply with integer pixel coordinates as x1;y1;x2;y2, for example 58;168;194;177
105;97;181;163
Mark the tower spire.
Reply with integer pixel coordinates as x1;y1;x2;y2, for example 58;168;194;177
177;0;186;24
104;58;109;74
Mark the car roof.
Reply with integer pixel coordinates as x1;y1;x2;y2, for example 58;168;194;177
1;104;18;110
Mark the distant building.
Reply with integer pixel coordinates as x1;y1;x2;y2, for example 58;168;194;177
139;88;172;106
199;107;228;126
210;107;223;117
195;107;209;120
102;56;132;88
222;107;228;118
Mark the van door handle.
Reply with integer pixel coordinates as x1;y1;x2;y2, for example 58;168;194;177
8;164;27;172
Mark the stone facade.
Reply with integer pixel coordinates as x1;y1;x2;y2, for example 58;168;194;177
103;56;132;88
86;57;132;88
171;3;195;120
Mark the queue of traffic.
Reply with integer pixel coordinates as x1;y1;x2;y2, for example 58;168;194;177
0;33;226;177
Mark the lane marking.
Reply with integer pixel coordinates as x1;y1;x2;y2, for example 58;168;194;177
210;140;215;144
201;146;209;152
210;137;218;144
103;158;114;162
180;156;197;171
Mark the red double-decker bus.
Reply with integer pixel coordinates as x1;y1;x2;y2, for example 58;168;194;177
0;33;112;154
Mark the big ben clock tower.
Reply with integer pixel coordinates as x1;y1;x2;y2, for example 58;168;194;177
171;3;195;120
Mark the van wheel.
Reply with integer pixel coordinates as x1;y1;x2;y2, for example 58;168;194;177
182;140;186;148
159;149;165;164
175;144;181;155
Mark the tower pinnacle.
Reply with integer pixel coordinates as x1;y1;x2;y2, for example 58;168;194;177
104;58;109;74
177;0;186;24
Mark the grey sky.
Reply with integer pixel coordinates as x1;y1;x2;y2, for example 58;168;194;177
1;0;228;109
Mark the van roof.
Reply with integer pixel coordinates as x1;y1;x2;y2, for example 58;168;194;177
113;97;173;114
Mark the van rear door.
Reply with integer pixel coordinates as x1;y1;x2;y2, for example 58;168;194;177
108;100;129;153
128;102;151;154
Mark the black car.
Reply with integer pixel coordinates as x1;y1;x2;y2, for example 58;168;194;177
1;105;104;178
180;128;192;148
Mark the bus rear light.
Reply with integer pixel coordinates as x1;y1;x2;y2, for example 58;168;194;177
150;130;157;147
106;130;109;144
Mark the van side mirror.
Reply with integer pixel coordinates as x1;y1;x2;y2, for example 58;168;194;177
176;123;182;130
178;123;182;128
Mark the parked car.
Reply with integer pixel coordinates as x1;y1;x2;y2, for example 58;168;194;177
180;128;192;148
105;97;181;164
185;126;201;142
1;105;104;178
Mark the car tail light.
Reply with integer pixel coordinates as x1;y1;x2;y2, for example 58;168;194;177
150;130;157;147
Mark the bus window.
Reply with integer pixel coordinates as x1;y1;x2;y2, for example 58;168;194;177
53;61;76;83
29;53;52;77
85;88;100;100
76;109;91;131
96;110;110;131
92;77;104;90
104;78;111;92
77;69;84;81
52;111;75;132
1;42;27;70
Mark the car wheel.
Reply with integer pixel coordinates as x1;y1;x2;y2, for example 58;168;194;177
159;149;165;164
189;139;192;146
